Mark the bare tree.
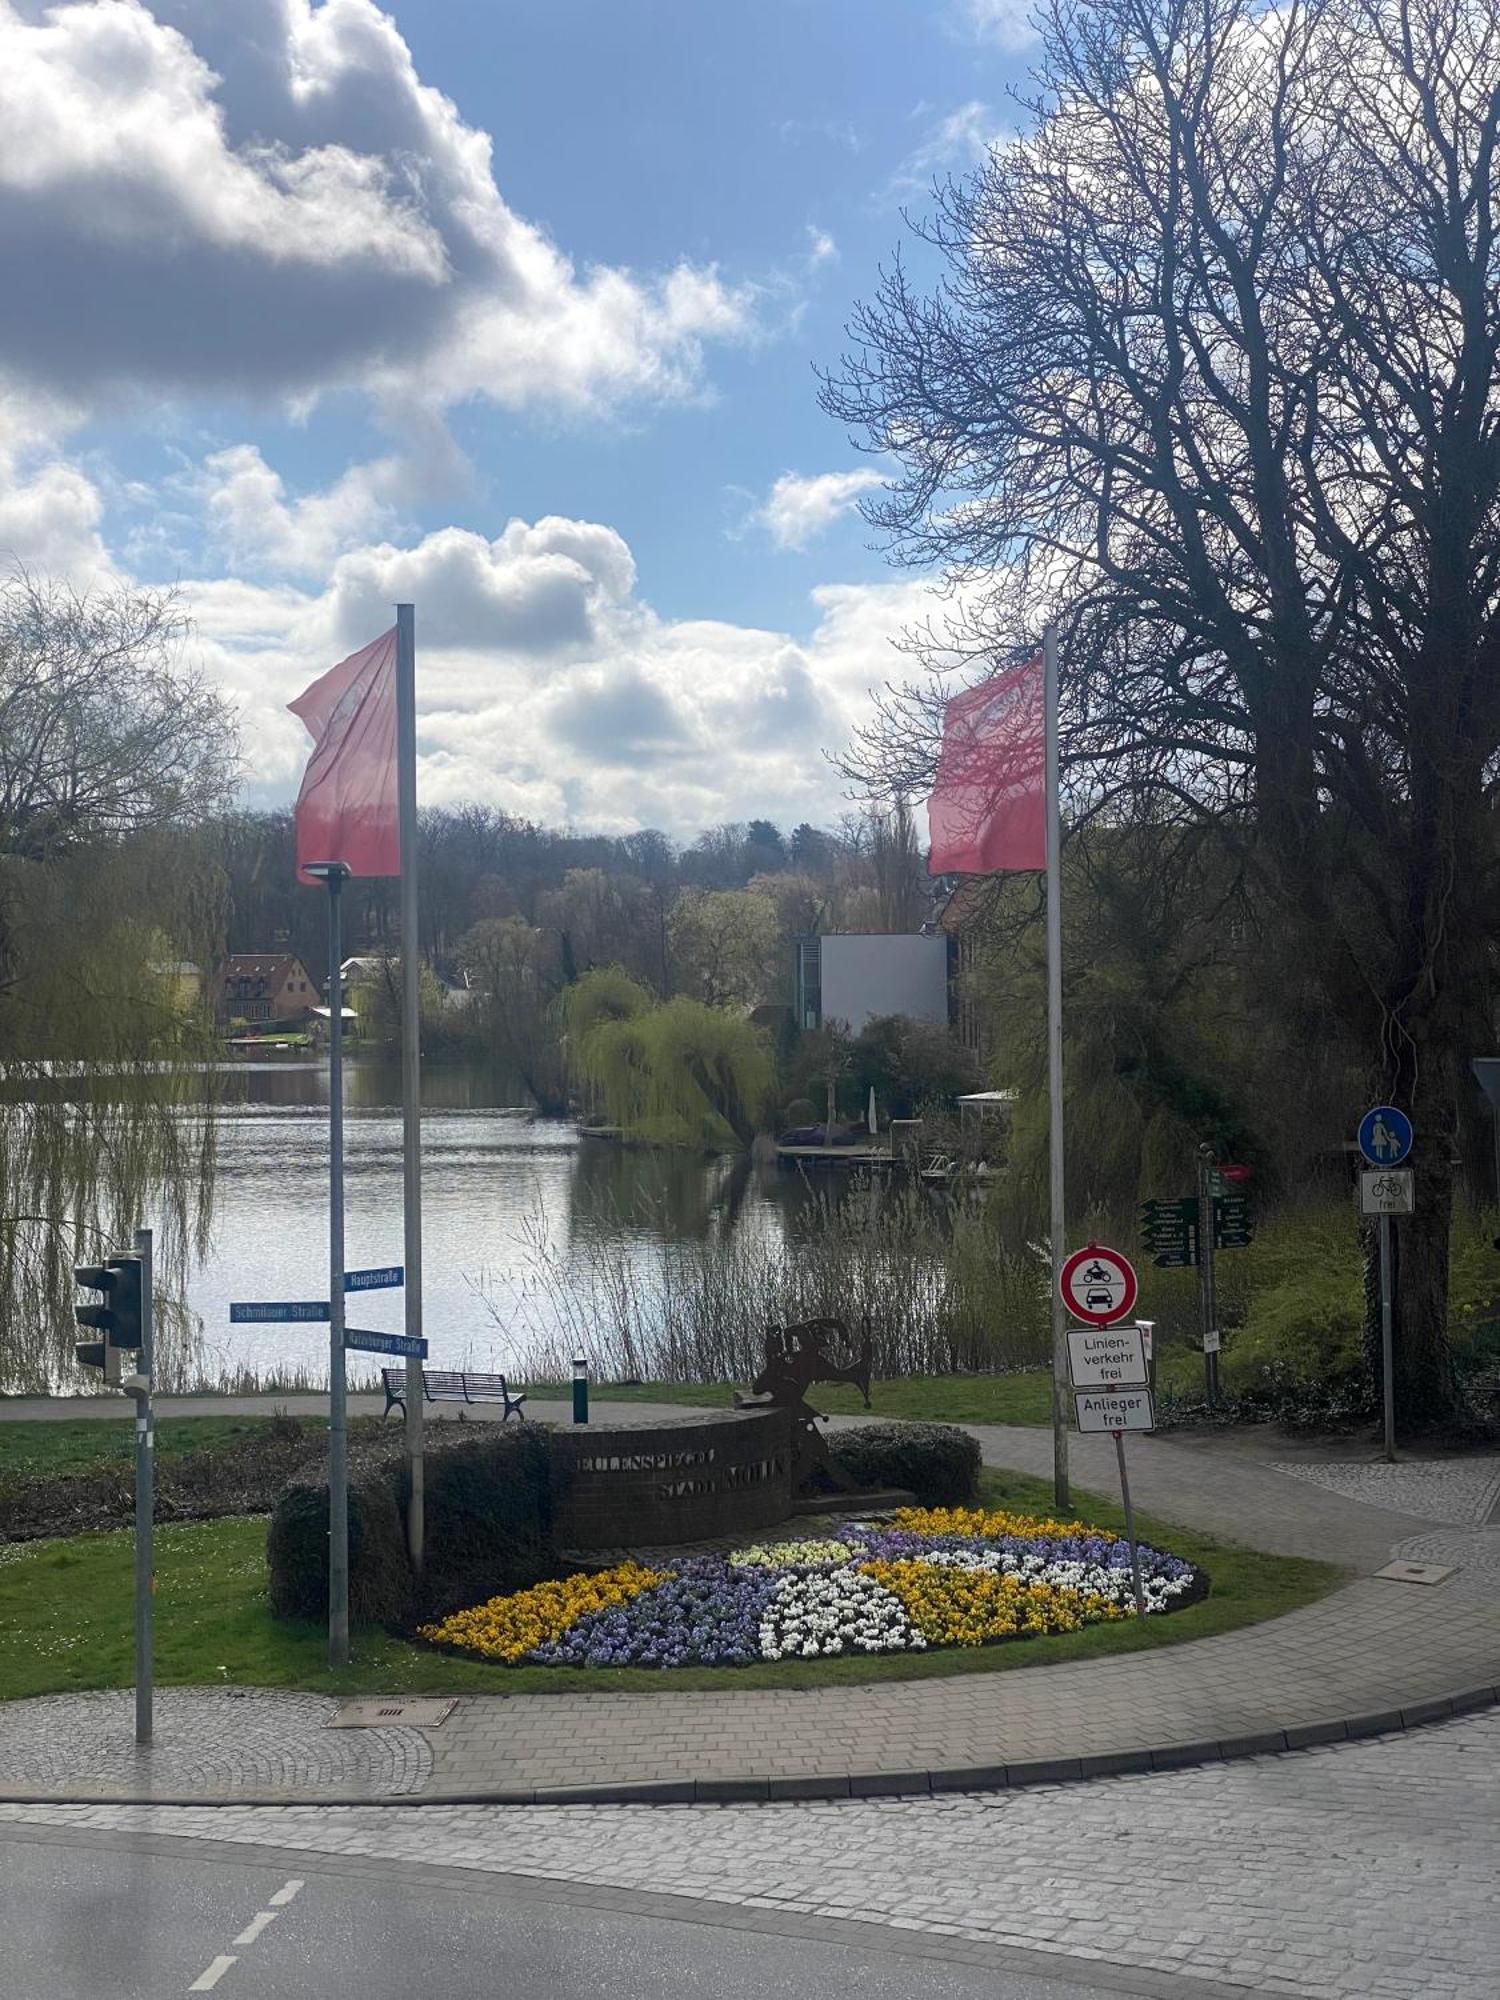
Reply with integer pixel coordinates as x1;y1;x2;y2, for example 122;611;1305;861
824;0;1500;1424
0;573;238;861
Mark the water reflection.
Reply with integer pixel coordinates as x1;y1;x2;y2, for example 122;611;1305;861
188;1057;801;1383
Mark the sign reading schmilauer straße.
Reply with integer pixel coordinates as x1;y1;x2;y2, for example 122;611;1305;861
1066;1323;1149;1390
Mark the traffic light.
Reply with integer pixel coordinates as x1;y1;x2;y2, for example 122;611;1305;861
75;1256;143;1386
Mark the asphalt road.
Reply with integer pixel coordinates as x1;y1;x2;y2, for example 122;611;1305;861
0;1821;1181;2000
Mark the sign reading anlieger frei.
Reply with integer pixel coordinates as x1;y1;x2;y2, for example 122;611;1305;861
1066;1324;1148;1390
1074;1388;1155;1434
1058;1243;1139;1327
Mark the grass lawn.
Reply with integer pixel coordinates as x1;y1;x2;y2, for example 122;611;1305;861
0;1466;1341;1704
538;1372;1060;1427
0;1415;326;1482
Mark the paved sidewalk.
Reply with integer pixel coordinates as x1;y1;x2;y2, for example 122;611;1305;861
4;1417;1499;1804
5;1711;1498;1998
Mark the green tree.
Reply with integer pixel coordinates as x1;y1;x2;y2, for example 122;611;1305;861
667;888;780;1007
458;916;567;1113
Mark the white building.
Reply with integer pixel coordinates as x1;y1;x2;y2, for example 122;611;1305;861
792;932;952;1035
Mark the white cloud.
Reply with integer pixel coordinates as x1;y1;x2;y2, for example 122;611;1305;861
806;225;839;267
0;0;754;419
198;445;404;575
958;0;1038;49
155;489;940;834
888;99;1008;197
759;468;884;551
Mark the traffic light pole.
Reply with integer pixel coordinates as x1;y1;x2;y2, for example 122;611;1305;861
1197;1145;1220;1405
130;1227;154;1746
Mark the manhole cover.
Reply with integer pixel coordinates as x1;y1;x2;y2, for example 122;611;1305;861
1373;1559;1457;1586
327;1697;456;1728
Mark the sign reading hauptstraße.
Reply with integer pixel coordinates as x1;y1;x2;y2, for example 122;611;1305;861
1067;1324;1149;1390
1074;1388;1155;1434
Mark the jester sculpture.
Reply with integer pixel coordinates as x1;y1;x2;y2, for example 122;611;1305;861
735;1314;874;1492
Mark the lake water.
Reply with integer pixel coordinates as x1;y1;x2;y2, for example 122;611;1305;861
190;1058;805;1387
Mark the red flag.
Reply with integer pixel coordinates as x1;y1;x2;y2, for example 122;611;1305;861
927;653;1046;873
289;628;400;882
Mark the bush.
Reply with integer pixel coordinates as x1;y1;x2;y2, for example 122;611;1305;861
419;1425;555;1620
266;1464;413;1627
265;1425;556;1629
827;1422;981;1505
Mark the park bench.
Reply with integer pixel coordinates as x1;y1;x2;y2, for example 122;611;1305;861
381;1366;526;1421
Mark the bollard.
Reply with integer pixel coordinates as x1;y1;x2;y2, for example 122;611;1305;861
572;1354;589;1424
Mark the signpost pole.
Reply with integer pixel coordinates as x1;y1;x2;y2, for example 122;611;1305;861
132;1226;153;1746
1043;623;1069;1512
1379;1211;1396;1463
395;601;424;1576
323;864;351;1669
1196;1145;1219;1404
1113;1430;1147;1619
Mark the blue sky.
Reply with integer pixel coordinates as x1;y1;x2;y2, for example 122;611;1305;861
0;0;1032;833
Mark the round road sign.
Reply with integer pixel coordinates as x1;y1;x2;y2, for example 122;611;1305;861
1060;1243;1139;1327
1358;1104;1413;1167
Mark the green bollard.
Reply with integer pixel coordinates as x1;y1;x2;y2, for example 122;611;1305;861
572;1354;589;1424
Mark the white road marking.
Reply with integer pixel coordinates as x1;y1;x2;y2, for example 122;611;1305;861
188;1956;237;1992
231;1911;277;1946
268;1879;303;1907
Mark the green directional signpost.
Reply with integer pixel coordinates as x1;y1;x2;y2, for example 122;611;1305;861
1140;1197;1199;1268
1140;1165;1255;1402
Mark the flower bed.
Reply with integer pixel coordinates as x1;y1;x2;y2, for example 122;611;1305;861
417;1506;1207;1669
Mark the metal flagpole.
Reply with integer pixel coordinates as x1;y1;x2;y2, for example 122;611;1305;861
395;603;425;1571
1044;623;1069;1512
308;860;352;1668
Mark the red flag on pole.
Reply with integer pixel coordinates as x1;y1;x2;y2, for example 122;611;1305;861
289;628;400;882
926;652;1046;874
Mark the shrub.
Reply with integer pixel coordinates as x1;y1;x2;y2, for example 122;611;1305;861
416;1425;555;1621
266;1464;413;1627
265;1425;556;1628
827;1422;981;1505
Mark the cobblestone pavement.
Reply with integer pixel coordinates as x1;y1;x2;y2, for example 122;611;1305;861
1271;1455;1500;1527
0;1688;432;1799
4;1712;1496;1998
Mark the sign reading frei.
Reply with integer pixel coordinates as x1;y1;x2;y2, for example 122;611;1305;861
1059;1243;1139;1326
1067;1324;1148;1390
1361;1169;1415;1216
1074;1388;1155;1434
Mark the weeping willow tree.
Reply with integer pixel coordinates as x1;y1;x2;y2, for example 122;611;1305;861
562;967;774;1149
0;576;237;1390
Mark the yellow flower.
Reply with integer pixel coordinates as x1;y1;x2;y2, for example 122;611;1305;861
861;1559;1094;1645
419;1561;669;1663
892;1505;1117;1544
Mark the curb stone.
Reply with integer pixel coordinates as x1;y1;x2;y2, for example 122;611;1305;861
2;1679;1493;1809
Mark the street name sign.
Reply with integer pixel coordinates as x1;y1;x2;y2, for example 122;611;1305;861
343;1329;429;1359
1067;1324;1149;1390
1361;1169;1415;1216
1074;1388;1155;1434
345;1265;404;1292
1059;1243;1139;1326
229;1300;330;1324
1358;1105;1413;1167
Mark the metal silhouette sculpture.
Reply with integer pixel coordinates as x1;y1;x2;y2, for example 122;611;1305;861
736;1314;873;1491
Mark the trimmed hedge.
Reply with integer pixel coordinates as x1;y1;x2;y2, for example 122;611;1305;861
266;1464;412;1627
265;1424;554;1630
828;1421;981;1505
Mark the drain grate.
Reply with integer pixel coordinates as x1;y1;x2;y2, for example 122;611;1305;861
1373;1559;1457;1586
327;1697;456;1728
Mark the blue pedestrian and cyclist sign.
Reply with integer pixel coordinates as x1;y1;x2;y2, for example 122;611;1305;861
1358;1105;1413;1166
